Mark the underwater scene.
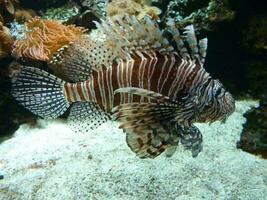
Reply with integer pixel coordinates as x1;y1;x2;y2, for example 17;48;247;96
0;0;266;199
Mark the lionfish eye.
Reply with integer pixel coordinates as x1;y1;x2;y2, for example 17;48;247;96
215;87;222;97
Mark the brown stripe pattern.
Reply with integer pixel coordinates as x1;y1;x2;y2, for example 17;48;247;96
63;47;234;125
64;51;201;109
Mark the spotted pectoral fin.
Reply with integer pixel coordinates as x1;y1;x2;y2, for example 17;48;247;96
123;119;181;158
112;101;182;158
113;87;181;124
112;88;203;158
125;126;172;158
112;102;180;129
179;125;203;157
112;88;183;158
125;123;203;158
67;102;110;133
114;108;175;158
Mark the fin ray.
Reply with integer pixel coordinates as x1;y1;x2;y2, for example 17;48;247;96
11;66;70;119
95;15;174;59
112;89;181;158
166;19;208;66
50;35;117;82
113;87;203;158
67;102;110;132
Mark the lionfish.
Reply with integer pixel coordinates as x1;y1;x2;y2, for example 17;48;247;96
11;16;235;158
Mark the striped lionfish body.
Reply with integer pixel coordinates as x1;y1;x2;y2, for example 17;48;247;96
64;52;187;112
11;16;235;158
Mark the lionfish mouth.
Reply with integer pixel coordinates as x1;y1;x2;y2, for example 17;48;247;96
225;92;235;114
219;92;235;123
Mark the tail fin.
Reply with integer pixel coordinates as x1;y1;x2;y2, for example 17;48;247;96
11;66;70;119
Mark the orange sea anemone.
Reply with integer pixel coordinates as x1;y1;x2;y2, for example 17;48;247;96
12;17;87;61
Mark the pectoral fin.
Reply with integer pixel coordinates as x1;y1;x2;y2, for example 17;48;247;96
113;87;203;158
113;103;180;158
179;125;203;157
125;125;175;158
112;94;180;158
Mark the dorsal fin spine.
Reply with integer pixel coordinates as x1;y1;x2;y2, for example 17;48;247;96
199;38;208;64
96;15;173;57
166;19;188;58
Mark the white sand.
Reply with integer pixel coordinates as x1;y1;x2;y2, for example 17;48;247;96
0;100;266;200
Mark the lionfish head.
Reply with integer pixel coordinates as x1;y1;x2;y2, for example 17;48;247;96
197;79;235;123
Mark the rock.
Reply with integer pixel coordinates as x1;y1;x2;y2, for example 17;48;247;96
237;98;267;158
242;13;267;99
162;0;235;30
42;4;81;23
79;0;108;19
235;2;267;155
74;10;101;30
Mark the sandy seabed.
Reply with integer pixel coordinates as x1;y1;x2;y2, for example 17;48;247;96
0;100;266;200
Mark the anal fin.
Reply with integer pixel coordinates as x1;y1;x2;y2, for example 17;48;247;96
67;102;110;133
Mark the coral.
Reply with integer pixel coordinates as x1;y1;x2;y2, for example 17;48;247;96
0;22;14;59
107;0;142;18
12;17;87;61
80;0;108;18
107;0;161;20
42;4;80;22
163;0;235;30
